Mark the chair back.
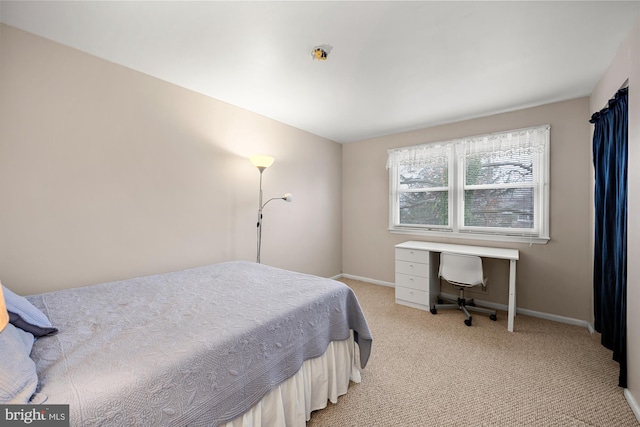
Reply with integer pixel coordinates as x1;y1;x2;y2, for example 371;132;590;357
438;252;484;287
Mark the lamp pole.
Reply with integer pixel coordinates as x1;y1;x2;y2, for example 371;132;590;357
249;155;292;264
256;167;266;263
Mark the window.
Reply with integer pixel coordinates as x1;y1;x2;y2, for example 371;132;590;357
387;125;550;243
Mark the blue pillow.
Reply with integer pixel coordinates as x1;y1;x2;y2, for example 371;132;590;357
0;323;38;404
2;285;58;337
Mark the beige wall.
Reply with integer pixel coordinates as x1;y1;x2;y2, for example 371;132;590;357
343;97;592;321
591;17;640;418
0;24;343;295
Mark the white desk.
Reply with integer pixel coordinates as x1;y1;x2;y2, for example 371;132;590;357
395;241;520;332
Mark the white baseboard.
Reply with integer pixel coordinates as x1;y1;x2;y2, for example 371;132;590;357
338;273;594;331
625;388;640;423
339;273;395;288
517;307;592;330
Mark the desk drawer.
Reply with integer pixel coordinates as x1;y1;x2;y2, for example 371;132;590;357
396;260;429;277
395;273;429;291
395;286;429;306
396;248;429;264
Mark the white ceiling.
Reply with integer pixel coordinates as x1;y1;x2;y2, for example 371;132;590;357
1;1;638;143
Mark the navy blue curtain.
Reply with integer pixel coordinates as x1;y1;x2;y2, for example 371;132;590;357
590;87;628;388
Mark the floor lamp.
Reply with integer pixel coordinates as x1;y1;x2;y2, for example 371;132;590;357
249;155;293;263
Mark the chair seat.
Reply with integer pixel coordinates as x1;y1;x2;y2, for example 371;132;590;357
445;280;485;289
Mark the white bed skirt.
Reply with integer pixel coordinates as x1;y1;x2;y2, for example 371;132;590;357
222;332;360;427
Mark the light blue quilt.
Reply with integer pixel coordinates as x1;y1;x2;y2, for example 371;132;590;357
28;261;372;426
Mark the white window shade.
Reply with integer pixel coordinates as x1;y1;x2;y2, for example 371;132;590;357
387;142;453;169
457;125;550;157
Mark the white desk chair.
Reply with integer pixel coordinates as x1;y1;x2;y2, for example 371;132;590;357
430;252;497;326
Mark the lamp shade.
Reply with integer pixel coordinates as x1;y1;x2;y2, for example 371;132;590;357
249;155;275;170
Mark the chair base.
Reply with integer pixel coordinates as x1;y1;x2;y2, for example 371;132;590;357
430;292;497;326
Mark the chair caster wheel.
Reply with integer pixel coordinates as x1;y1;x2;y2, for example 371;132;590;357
464;318;472;327
490;314;497;321
437;299;443;304
430;307;437;315
467;301;476;307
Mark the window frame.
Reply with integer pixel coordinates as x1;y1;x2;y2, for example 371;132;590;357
388;125;550;244
391;144;453;230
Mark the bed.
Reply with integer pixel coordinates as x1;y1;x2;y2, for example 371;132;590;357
1;260;372;426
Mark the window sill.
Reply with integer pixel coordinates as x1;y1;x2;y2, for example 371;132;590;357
389;227;550;245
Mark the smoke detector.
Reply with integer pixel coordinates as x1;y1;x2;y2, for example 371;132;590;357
311;45;332;61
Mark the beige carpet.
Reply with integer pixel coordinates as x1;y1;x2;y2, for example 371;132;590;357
307;279;639;427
